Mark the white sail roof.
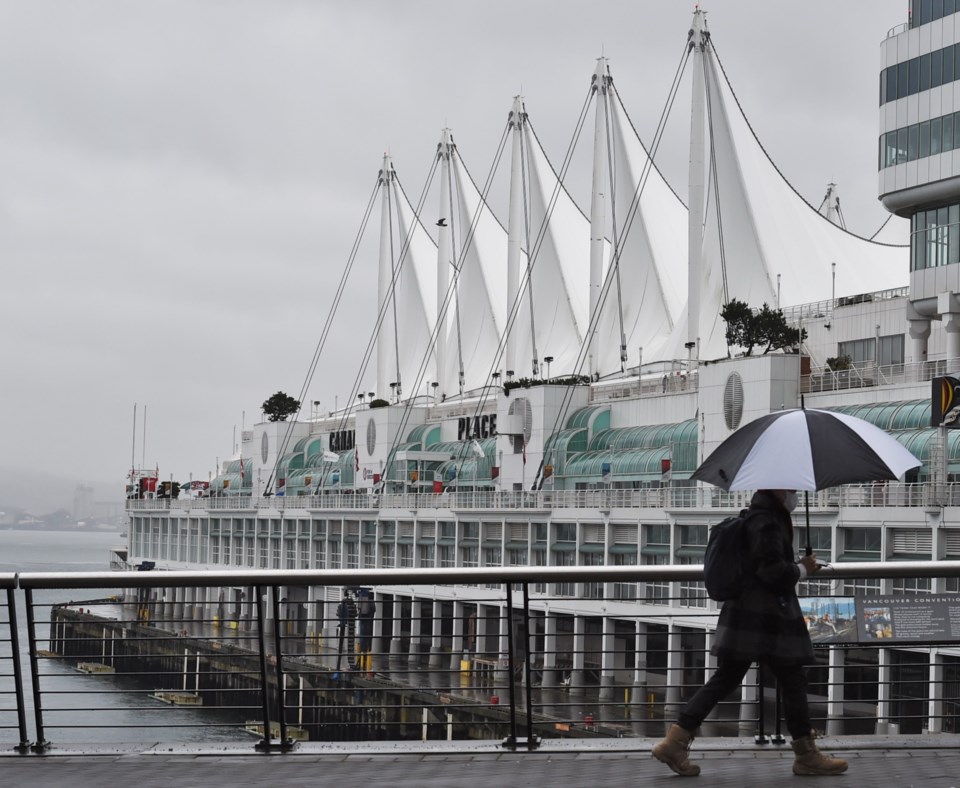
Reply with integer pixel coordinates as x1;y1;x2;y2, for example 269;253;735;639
676;44;908;361
512;123;590;377
388;179;438;398
593;87;688;370
449;151;508;391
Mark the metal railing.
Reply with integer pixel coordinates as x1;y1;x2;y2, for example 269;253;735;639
124;481;960;513
3;562;960;754
802;356;954;394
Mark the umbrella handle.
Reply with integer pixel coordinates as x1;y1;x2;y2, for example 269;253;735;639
804;492;812;556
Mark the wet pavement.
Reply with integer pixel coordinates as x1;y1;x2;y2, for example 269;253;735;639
1;736;958;788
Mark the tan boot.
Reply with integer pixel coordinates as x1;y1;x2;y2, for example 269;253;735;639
791;735;848;776
652;724;700;777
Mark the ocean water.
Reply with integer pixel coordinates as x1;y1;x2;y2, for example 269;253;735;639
0;529;244;746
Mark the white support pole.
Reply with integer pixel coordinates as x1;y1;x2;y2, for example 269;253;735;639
928;650;944;733
598;615;616;702
570;615;587;698
541;610;558;689
376;154;394;399
436;130;454;397
877;647;892;734
686;9;708;351
826;647;845;735
738;664;759;737
505;97;525;378
588;58;610;380
664;624;683;720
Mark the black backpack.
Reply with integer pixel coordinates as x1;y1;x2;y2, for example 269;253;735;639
703;509;754;601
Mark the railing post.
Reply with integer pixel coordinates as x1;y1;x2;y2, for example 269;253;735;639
754;662;768;744
253;585;273;752
521;583;539;750
6;588;30;752
270;585;293;750
501;582;519;751
772;678;785;744
23;589;48;752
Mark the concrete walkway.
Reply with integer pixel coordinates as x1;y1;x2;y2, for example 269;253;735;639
1;736;958;788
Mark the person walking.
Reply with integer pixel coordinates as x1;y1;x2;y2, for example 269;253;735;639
355;589;375;670
652;489;848;777
336;590;358;669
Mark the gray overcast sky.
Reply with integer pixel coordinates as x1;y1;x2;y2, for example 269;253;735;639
0;0;908;503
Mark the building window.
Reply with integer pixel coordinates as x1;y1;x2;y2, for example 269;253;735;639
842;527;882;559
642;523;671;603
419;543;435;567
912;203;960;270
910;0;959;30
838;335;905;368
892;577;931;595
581;551;605;599
483;546;502;567
613;552;638;600
678;524;707;608
379;542;394;568
842;578;882;597
439;544;455;568
362;542;375;568
346;542;359;569
398;543;413;568
507;548;528;566
271;537;281;569
532;549;547;594
554;549;575;597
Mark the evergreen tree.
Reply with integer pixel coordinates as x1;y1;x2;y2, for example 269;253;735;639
261;391;301;422
721;299;805;356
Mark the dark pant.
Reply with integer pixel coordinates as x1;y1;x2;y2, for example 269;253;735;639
677;657;812;740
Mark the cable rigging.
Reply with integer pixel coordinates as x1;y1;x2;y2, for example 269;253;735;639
260;173;381;496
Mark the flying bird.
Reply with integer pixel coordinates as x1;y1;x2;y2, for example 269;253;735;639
436;218;447;227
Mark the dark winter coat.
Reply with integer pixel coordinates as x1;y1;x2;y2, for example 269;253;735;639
711;490;814;665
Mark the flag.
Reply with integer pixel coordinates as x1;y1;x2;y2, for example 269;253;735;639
240;458;245;484
355;447;359;474
522;437;526;465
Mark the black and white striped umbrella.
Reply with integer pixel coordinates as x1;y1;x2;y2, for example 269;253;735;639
693;408;921;492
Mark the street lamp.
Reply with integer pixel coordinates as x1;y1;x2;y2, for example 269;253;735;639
543;356;554;381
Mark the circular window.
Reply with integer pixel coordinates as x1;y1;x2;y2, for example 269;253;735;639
723;372;744;430
366;417;377;457
508;397;533;442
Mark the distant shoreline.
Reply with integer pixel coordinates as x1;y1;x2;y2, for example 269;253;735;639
0;526;123;534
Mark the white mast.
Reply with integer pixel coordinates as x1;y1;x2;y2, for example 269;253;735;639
377;153;394;399
588;58;610;380
436;129;454;398
505;96;526;379
687;9;709;357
